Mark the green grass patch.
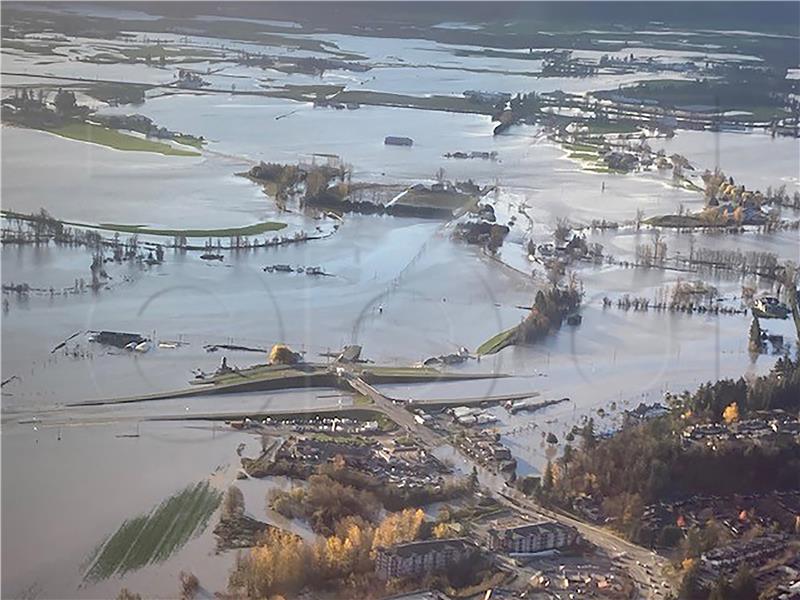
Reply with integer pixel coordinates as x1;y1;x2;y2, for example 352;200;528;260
359;365;502;382
90;221;286;237
353;394;373;406
172;134;205;149
84;481;222;582
584;121;640;135
44;122;200;156
733;106;789;122
476;327;517;356
400;189;475;210
204;364;328;386
261;87;492;114
0;210;286;239
645;214;710;228
361;366;441;378
562;142;600;153
605;79;786;116
2;39;61;55
274;83;346;98
376;413;398;432
330;91;495;115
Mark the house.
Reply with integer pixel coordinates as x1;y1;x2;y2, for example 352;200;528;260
175;69;209;90
489;520;579;554
374;538;474;580
753;295;789;319
701;534;787;571
385;136;414;147
91;331;146;349
336;344;362;363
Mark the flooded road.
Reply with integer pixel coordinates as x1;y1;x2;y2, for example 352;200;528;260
2;4;798;598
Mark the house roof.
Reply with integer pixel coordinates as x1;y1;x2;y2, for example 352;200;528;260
491;520;576;538
378;538;470;559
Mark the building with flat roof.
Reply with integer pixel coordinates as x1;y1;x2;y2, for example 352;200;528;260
375;538;474;580
384;136;414;147
488;519;579;554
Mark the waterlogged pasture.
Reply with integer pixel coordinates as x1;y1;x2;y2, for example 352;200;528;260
83;481;222;582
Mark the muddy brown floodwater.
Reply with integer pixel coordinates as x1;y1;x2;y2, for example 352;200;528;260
2;4;798;597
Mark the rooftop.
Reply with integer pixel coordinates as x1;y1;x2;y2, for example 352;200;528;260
378;538;471;559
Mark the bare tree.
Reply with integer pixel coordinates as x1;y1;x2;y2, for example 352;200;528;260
554;217;571;243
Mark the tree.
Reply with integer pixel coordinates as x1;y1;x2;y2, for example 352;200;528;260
542;460;554;494
371;508;424;553
432;522;451;539
305;168;330;201
708;580;728;600
314;516;373;579
269;343;300;365
678;561;704;599
728;567;757;600
116;590;142;600
179;571;199;600
554;217;571;243
53;88;77;115
222;485;245;521
487;224;509;253
658;525;683;548
580;418;596;451
722;402;739;425
229;529;310;598
545;259;565;288
748;318;762;355
269;474;380;535
468;466;478;490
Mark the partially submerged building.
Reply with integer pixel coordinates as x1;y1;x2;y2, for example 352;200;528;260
91;331;146;349
384;136;414;147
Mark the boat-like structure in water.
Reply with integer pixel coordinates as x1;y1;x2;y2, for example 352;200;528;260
752;296;789;319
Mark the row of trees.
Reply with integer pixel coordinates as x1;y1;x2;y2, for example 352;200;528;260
269;473;381;536
674;355;799;421
532;357;800;544
268;456;473;532
229;508;426;598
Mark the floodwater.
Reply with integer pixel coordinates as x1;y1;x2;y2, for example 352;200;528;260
2;5;799;598
1;420;257;599
651;130;800;195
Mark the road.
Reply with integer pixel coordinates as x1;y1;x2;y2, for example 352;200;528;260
20;364;674;597
343;370;675;599
344;374;442;447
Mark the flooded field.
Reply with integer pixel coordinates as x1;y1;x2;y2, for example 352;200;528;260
2;3;798;598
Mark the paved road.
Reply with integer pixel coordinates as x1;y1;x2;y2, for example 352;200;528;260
343;370;675;599
26;363;674;598
500;490;674;599
345;374;442;447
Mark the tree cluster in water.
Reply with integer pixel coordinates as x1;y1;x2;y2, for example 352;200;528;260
515;285;582;344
